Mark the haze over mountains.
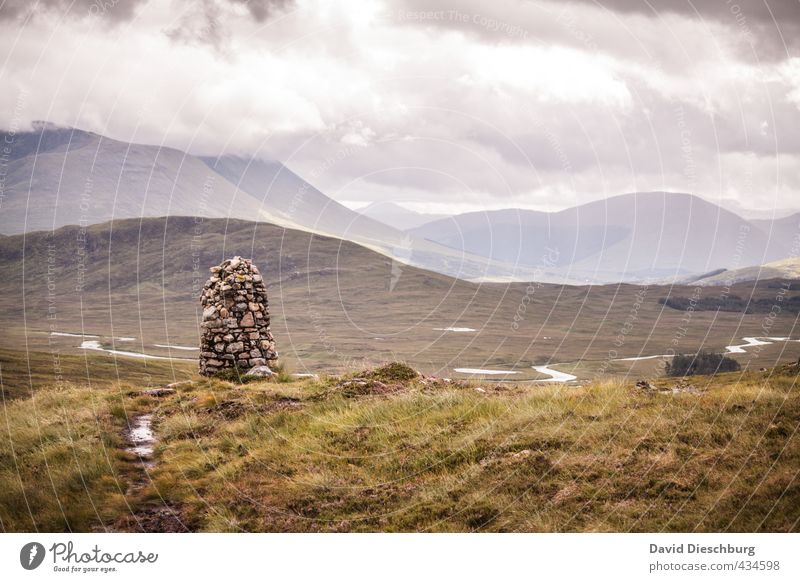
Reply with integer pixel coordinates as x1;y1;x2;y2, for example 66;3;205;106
2;125;798;285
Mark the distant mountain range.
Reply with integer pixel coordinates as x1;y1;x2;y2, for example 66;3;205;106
410;192;799;283
1;124;797;285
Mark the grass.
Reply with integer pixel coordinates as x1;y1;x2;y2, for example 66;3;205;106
0;377;155;531
0;348;195;400
4;353;797;532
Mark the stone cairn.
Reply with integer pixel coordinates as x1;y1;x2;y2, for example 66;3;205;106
199;256;277;376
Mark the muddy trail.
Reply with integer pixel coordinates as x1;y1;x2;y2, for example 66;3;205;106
113;398;192;532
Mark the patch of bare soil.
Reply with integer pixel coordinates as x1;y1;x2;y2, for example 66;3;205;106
635;378;704;394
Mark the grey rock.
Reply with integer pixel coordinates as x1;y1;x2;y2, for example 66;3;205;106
244;365;273;378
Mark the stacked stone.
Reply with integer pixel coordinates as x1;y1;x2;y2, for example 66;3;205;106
199;256;277;376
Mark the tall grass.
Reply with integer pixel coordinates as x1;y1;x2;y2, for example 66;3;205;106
0;385;134;531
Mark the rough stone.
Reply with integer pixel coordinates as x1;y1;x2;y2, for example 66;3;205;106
635;379;657;391
226;341;245;354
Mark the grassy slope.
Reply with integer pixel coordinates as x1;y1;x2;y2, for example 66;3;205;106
2;357;798;532
696;257;800;286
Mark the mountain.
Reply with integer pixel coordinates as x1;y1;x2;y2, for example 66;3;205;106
0;126;283;233
6;126;792;285
197;157;554;281
750;212;800;249
0;125;546;283
199;156;406;247
711;197;799;221
411;192;794;282
356;201;446;230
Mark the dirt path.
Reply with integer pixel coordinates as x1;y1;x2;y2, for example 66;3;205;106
114;411;191;532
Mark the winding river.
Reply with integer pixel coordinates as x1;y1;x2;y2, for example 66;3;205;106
61;332;799;384
79;340;194;361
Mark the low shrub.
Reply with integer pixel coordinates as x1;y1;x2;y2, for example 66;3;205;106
666;351;741;377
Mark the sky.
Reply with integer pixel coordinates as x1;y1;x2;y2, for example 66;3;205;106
1;0;799;214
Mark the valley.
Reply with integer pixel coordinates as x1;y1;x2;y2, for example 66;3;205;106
1;216;798;398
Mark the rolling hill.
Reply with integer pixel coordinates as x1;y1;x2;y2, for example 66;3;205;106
1;216;797;382
689;257;800;286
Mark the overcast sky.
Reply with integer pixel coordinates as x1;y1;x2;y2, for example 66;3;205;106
1;0;799;213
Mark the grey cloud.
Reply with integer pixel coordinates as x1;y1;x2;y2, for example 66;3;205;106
0;0;147;22
165;0;226;49
164;0;295;47
570;0;800;61
564;0;800;24
0;0;294;26
2;0;797;211
225;0;295;22
390;0;799;63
